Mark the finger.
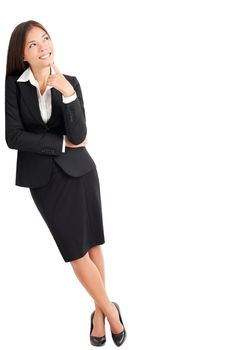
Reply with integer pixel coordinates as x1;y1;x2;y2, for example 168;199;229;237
47;77;53;85
47;77;56;86
50;63;60;75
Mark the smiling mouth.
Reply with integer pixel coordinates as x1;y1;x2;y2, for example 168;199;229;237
39;52;51;59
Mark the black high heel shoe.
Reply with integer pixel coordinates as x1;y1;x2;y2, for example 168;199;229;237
90;311;106;347
111;302;127;347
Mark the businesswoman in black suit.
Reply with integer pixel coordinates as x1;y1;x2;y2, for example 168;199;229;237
5;20;126;347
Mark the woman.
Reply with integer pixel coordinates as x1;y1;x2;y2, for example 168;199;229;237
5;20;126;347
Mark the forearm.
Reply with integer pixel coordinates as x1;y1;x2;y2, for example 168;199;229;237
62;76;87;144
63;98;87;144
6;128;63;155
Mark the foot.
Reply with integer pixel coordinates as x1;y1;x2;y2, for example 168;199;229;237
91;309;106;337
107;302;124;334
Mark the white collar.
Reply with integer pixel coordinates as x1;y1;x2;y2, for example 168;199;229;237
17;67;55;91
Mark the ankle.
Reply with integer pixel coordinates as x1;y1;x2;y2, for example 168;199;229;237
106;302;120;323
94;304;105;318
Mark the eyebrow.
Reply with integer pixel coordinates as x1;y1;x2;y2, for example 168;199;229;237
26;33;48;45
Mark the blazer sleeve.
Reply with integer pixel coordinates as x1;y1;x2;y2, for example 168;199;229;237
62;76;87;144
5;76;63;156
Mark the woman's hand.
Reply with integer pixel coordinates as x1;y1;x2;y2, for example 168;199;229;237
65;136;88;148
47;64;75;97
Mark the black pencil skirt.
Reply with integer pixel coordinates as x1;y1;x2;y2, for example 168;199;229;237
29;161;105;262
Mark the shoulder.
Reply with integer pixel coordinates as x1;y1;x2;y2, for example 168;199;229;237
5;75;21;94
6;74;20;84
63;74;79;85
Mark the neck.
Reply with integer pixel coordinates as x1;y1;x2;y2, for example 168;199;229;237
31;66;51;85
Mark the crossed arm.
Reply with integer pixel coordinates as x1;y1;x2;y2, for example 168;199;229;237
5;69;88;156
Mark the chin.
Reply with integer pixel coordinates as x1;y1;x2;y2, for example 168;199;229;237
39;54;54;68
40;59;52;68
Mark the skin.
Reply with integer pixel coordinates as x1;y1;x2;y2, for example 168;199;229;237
24;26;124;336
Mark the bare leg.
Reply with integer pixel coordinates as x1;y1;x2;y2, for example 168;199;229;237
70;251;123;334
88;245;105;337
88;245;105;284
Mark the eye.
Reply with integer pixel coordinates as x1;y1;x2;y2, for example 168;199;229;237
44;36;49;41
29;42;36;48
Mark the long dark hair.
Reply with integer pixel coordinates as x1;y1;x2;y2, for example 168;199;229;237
6;20;50;77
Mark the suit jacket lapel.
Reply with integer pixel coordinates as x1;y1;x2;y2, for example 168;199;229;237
18;82;45;126
18;82;63;126
48;87;63;125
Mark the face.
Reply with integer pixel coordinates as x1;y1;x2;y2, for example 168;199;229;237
23;26;54;70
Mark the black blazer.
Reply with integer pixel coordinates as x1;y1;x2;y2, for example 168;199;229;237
5;74;96;188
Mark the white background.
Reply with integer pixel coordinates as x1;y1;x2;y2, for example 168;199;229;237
1;1;231;349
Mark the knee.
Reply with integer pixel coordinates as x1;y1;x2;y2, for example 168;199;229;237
89;245;101;256
70;252;89;268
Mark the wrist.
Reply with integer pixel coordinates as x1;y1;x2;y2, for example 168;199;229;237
62;88;75;98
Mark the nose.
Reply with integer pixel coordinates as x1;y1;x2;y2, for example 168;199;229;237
39;41;47;52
